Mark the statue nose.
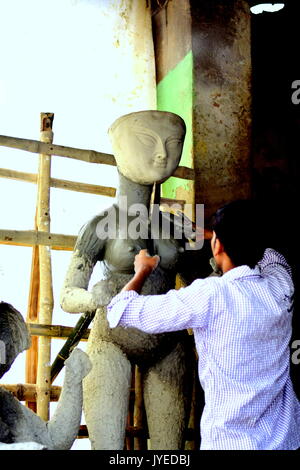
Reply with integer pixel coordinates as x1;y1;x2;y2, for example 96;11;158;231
155;153;167;161
154;141;167;163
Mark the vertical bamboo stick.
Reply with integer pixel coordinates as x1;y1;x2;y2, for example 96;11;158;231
125;366;135;450
133;365;146;450
36;113;54;420
25;230;39;411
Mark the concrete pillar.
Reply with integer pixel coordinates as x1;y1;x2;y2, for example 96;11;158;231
153;0;252;221
153;0;194;206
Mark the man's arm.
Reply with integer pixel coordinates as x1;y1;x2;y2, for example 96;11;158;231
107;249;214;333
258;248;293;279
258;248;294;303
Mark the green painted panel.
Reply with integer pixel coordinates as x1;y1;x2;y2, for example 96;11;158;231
157;51;193;199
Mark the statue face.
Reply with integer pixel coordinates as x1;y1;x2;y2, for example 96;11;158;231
108;110;186;185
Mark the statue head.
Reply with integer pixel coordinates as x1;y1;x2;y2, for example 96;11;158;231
108;110;186;185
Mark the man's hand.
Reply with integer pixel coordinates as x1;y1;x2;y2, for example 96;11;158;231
121;249;160;293
134;249;160;275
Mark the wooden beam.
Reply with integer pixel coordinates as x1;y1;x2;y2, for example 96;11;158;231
173;165;195;180
36;113;54;420
133;365;146;449
25;223;40;412
28;323;90;340
0;167;116;197
0;383;61;402
0;134;195;180
0;134;115;166
0;229;76;250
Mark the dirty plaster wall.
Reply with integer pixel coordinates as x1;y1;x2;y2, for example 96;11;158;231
191;0;252;221
153;0;194;206
153;0;252;222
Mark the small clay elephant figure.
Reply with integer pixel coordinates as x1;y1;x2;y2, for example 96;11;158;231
0;301;92;450
60;110;212;450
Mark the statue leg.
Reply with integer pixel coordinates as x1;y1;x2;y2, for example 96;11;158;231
83;340;132;450
143;340;193;450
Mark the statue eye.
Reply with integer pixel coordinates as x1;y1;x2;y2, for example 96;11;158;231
166;138;183;148
136;133;156;147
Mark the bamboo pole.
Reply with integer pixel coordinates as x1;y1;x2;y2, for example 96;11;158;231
28;323;90;340
36;113;54;420
160;197;186;209
133;365;146;450
125;367;135;450
0;167;116;197
50;311;95;383
0;229;76;250
0;134;115;166
25;209;40;412
0;384;61;402
0;134;195;180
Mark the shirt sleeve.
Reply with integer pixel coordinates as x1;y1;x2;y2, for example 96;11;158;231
258;248;294;298
258;248;292;278
106;277;216;334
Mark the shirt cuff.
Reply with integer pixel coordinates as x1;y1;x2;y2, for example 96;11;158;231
107;290;139;328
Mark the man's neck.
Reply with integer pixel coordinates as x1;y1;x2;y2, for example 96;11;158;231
218;255;236;274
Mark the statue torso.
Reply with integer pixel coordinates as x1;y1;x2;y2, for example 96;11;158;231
88;232;188;367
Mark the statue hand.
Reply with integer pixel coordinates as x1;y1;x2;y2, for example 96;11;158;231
64;348;92;383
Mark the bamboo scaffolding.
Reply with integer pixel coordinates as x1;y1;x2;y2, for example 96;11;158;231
25;210;40;412
0;167;116;197
28;323;90;340
36;113;54;420
133;365;146;450
0;384;135;404
0;134;115;166
0;134;195;180
0;384;61;402
0;229;76;250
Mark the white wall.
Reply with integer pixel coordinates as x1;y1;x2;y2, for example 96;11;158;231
0;0;156;450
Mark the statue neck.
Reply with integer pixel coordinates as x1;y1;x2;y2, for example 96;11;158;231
116;171;153;210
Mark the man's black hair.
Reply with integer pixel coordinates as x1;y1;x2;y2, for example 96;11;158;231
211;200;266;269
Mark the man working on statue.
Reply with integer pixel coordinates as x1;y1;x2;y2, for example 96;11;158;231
107;199;300;450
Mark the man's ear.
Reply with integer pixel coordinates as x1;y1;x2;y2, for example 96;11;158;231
212;237;224;256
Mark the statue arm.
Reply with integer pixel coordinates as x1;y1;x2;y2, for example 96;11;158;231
60;215;106;313
11;349;91;450
46;349;92;449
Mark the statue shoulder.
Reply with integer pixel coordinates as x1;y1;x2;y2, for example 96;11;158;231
75;206;116;262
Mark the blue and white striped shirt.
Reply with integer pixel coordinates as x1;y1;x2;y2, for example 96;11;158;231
107;249;300;450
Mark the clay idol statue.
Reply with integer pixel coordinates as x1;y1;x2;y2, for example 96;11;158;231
0;301;91;449
60;110;211;450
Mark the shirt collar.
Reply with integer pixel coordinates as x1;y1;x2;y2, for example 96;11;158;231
221;264;261;281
